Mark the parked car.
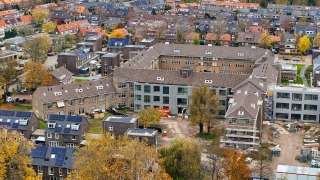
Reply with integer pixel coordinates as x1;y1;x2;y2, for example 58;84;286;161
283;58;290;61
19;99;26;103
17;48;23;52
47;52;55;56
11;98;19;103
6;97;12;102
293;58;300;61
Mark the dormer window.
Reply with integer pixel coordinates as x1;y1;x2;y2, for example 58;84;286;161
206;51;212;54
75;88;83;93
54;92;62;96
96;85;103;90
71;123;80;131
174;49;180;53
19;118;28;126
205;80;212;83
157;77;164;81
48;121;56;128
238;53;244;56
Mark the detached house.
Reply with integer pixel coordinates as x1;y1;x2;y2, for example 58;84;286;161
53;19;89;35
51;66;74;85
45;114;89;148
102;116;138;137
237;32;262;46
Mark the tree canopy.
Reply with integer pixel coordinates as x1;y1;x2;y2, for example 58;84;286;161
69;133;171;180
298;35;310;53
42;21;56;33
23;33;52;63
31;8;48;24
0;60;19;94
138;106;162;127
54;34;75;53
188;83;221;133
259;30;272;49
109;30;125;38
24;62;52;91
314;33;320;47
192;35;199;45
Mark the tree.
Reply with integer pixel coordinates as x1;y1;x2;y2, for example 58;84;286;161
24;62;52;91
54;34;75;53
75;30;84;43
259;0;268;8
159;136;201;179
12;4;20;10
31;8;48;24
0;60;19;95
298;35;310;55
4;29;17;39
192;36;199;45
23;33;52;63
281;16;291;33
189;83;221;133
151;8;157;15
0;129;41;180
138;106;162;128
212;18;226;46
275;0;289;4
221;148;251;180
237;19;246;32
69;133;171;180
42;21;56;33
314;33;320;48
280;33;287;57
259;30;272;49
252;145;273;180
176;24;193;44
293;32;302;55
109;30;125;38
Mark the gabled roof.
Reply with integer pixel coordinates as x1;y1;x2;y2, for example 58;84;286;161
51;66;73;82
45;114;88;135
107;38;130;48
0;110;34;131
56;20;89;33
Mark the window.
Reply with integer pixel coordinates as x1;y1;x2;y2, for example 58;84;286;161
109;125;113;131
38;166;43;174
305;94;318;101
177;98;187;106
67;169;71;177
153;86;160;92
99;94;106;101
67;143;75;148
219;100;226;106
172;60;180;64
59;168;62;176
276;103;289;109
68;110;74;116
79;98;84;104
48;167;54;175
144;85;151;93
135;104;141;110
163;96;169;104
50;177;57;180
49;141;59;147
135;95;141;101
47;103;53;110
219;110;225;116
79;108;85;114
276;113;289;119
277;92;290;99
219;90;226;96
118;102;127;108
135;85;141;91
47;133;52;138
130;92;134;97
291;114;301;120
144;95;150;103
72;135;76;140
55;133;59;139
153;96;160;102
292;93;302;101
178;87;188;95
89;96;95;103
292;104;302;111
99;104;105;111
130;83;134;88
68;99;74;106
304;104;317;111
303;115;316;121
109;93;115;100
130;101;134;108
163;86;169;94
117;92;127;98
117;83;127;88
90;106;95;113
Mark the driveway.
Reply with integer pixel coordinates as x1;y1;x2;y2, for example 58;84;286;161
300;64;308;86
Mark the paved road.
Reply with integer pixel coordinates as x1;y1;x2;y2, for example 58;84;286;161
300;64;308;86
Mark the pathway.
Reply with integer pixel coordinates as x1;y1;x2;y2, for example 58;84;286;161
300;64;308;86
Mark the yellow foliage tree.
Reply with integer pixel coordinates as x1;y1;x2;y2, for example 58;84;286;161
42;21;56;33
68;133;172;180
31;8;48;24
274;0;289;4
24;62;52;91
0;130;42;180
109;30;125;38
313;33;320;47
298;35;311;54
221;148;251;180
259;30;272;49
23;33;52;63
138;106;162;127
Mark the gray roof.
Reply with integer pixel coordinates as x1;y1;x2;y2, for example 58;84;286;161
113;67;248;88
31;146;74;168
126;128;157;136
103;116;137;123
86;36;101;41
101;52;119;58
0;110;33;131
33;78;116;103
45;114;88;136
51;66;73;82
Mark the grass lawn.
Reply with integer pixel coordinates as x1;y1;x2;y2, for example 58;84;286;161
74;79;89;83
196;133;216;140
306;65;312;73
89;112;114;133
295;76;303;84
281;80;289;85
0;102;32;111
40;121;46;129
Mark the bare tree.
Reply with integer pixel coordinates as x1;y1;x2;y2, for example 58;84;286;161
212;18;226;46
281;16;291;33
155;21;167;43
175;24;193;44
280;33;287;57
253;146;273;180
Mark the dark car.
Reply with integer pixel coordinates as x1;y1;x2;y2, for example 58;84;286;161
11;98;19;103
283;58;290;61
19;99;26;103
47;52;55;56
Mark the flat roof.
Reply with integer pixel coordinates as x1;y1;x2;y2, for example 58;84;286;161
273;85;320;92
126;128;157;136
104;116;136;123
102;53;119;57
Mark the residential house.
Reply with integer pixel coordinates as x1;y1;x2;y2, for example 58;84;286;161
51;66;74;85
122;44;147;61
125;128;158;147
104;17;122;29
281;64;297;81
32;78;116;120
205;33;231;46
185;32;199;44
0;15;33;31
31;146;74;180
237;32;262;47
107;38;130;52
0;9;20;19
79;26;107;38
101;52;120;76
53;19;89;35
44;114;90;148
214;1;259;9
50;12;72;24
102;115;138;137
0;110;39;140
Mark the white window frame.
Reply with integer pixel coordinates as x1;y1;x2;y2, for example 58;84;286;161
55;133;59;139
47;133;52;138
48;166;54;175
38;166;43;174
99;94;106;101
49;141;59;147
72;135;76;140
109;125;113;131
59;168;62;176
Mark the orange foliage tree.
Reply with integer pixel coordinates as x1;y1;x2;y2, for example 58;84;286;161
221;148;251;180
24;62;52;91
109;30;125;38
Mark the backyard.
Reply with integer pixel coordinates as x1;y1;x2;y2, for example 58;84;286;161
281;64;312;86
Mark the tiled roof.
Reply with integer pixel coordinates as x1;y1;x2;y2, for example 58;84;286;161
33;78;116;103
0;15;32;29
79;26;107;36
56;20;89;33
35;3;57;9
0;110;33;131
76;6;86;13
114;67;248;88
185;32;199;40
51;66;73;81
271;36;280;42
215;1;259;8
237;32;262;44
206;33;231;41
0;9;19;17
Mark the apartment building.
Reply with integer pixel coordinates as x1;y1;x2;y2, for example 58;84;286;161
0;110;39;139
272;86;320;122
31;146;74;180
45;114;89;148
123;43;267;75
32;78;116;120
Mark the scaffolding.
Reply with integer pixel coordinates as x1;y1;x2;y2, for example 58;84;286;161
264;97;273;120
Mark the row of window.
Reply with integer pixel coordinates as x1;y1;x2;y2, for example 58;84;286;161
46;95;108;109
135;95;170;104
39;166;71;177
275;113;317;121
47;133;76;140
277;93;318;101
276;103;318;111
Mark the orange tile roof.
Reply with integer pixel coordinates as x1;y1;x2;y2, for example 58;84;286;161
35;3;57;9
215;1;259;8
206;33;231;41
166;0;174;3
0;15;32;28
76;6;86;14
178;4;187;8
56;20;89;33
185;32;199;40
3;0;22;4
190;3;198;7
79;26;107;36
271;36;280;42
0;9;16;17
248;26;266;33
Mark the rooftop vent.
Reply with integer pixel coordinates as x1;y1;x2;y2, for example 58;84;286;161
238;53;244;56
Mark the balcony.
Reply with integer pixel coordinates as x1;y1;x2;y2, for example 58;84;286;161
226;125;259;132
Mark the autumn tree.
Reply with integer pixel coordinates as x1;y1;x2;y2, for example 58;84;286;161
259;30;272;49
189;83;221;133
176;24;193;44
206;137;224;180
221;148;251;180
237;19;247;32
280;33;287;57
252;145;273;180
159;136;201;179
281;16;291;33
31;8;49;24
109;30;125;38
0;129;41;180
313;33;320;48
75;30;84;43
69;133;171;180
298;35;310;55
42;21;56;33
54;34;75;53
192;35;199;45
275;0;289;4
23;33;52;63
138;106;162;128
0;60;19;95
293;32;302;55
24;62;52;91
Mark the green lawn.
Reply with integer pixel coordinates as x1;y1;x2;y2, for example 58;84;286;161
40;121;46;129
89;112;113;133
281;80;289;86
306;65;312;73
295;76;303;84
196;133;216;140
74;79;89;83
